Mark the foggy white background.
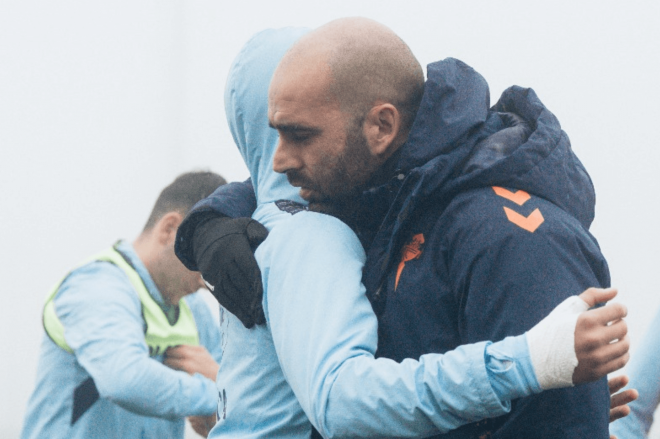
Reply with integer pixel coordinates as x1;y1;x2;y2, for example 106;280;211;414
1;1;659;438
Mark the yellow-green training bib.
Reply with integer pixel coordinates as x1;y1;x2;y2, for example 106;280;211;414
43;245;199;357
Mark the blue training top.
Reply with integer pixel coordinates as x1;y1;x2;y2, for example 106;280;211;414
21;241;221;439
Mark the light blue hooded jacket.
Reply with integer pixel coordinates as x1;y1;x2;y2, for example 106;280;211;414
21;241;221;439
209;28;542;439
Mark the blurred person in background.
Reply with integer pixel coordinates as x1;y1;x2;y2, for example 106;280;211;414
21;171;226;439
611;307;660;438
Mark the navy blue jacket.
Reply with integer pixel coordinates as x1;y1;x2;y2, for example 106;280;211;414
178;58;610;438
363;58;609;438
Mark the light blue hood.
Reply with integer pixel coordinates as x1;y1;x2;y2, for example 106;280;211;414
224;27;310;205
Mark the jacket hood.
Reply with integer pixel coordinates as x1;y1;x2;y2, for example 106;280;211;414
224;27;310;205
362;59;596;297
397;58;596;228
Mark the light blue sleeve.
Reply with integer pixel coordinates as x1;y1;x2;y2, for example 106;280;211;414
185;292;223;364
260;211;541;438
54;262;218;419
486;334;541;401
610;306;660;439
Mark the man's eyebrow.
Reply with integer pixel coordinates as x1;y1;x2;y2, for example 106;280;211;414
268;122;320;134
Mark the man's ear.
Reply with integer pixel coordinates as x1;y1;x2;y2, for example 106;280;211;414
154;211;183;246
363;103;402;161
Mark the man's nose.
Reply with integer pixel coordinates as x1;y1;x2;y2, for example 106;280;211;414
272;138;300;174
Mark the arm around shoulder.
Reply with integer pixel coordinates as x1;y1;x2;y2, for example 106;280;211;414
442;190;612;437
263;213;509;437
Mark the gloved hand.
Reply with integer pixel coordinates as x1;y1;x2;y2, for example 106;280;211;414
192;216;269;328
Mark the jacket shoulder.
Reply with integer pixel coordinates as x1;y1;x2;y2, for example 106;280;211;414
57;261;137;301
53;261;143;325
438;186;591;243
432;186;609;314
433;185;609;291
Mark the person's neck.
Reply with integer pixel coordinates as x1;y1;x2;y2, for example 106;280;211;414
132;233;177;307
364;147;403;190
132;233;153;272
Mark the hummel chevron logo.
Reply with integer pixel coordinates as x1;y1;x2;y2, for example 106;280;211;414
492;186;531;205
503;207;544;233
492;186;544;233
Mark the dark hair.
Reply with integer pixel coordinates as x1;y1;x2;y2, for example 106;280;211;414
143;170;226;231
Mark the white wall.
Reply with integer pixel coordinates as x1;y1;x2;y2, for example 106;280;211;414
0;2;245;438
1;1;659;437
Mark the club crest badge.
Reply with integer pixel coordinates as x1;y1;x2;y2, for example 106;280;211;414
395;233;425;290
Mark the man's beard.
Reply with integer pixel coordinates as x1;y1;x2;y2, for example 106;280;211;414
287;121;375;218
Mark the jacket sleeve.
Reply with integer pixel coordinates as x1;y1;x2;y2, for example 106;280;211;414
176;179;257;270
442;189;611;438
609;305;660;438
185;292;224;364
262;211;522;438
54;263;217;419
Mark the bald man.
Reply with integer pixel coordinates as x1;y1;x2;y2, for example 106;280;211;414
178;22;631;439
268;18;618;438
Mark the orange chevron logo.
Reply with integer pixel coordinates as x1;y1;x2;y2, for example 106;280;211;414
503;207;544;233
395;233;425;290
492;186;531;205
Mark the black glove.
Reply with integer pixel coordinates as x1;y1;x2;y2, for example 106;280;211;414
192;216;269;328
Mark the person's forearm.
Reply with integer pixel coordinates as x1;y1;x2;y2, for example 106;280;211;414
485;334;542;401
56;272;218;419
317;344;512;438
92;355;218;418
